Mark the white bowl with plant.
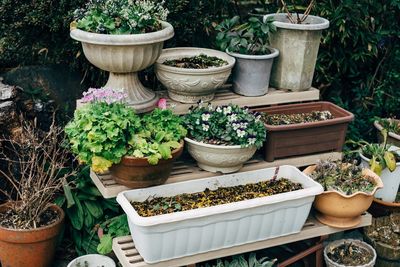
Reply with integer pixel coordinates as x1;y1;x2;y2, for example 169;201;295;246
155;47;235;103
374;118;400;147
184;103;266;173
215;16;279;96
70;0;174;113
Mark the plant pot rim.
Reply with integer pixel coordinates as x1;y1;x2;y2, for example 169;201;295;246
374;119;400;140
70;20;174;46
359;146;400;166
155;47;236;74
226;47;279;60
0;202;65;233
303;165;383;198
253;101;354;131
372;197;400;207
264;13;329;30
324;239;377;266
67;254;116;267
184;137;254;149
121;140;184;163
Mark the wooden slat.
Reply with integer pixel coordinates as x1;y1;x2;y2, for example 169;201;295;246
91;152;342;198
112;213;372;267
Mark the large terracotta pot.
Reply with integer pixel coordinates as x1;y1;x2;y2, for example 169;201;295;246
110;142;184;188
0;203;65;267
303;165;383;228
70;21;174;113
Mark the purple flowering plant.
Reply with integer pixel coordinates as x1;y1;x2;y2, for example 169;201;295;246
80;87;127;104
184;102;266;148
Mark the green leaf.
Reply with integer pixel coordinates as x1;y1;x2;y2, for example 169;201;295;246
84;200;104;219
97;234;113;255
147;154;160;165
63;183;75;208
159;143;172;159
384;151;397;172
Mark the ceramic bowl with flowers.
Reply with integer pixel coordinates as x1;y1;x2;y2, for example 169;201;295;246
183;102;266;173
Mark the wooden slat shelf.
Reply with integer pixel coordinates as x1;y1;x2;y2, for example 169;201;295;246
158;87;320;114
90;151;342;198
112;213;372;267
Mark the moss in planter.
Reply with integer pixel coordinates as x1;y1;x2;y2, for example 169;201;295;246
327;242;374;265
131;178;303;217
262;111;334;125
163;54;228;69
310;160;376;195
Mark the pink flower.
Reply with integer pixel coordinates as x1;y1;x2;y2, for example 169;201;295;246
157;98;167;109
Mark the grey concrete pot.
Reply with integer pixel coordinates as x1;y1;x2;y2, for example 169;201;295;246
264;13;329;92
226;48;279;96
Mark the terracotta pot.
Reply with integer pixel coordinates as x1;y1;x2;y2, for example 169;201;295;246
374;119;400;147
368;198;400;217
110;142;184;188
0;203;65;267
303;165;383;228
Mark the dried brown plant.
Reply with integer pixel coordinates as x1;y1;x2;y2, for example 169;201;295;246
0;116;75;229
280;0;315;24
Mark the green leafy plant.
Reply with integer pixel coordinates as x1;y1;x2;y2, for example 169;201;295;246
215;16;276;55
127;108;187;165
377;118;400;135
184;103;266;148
309;160;376;195
97;214;130;255
203;253;277;267
72;0;169;34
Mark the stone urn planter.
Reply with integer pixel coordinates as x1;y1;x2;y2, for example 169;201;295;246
226;47;279;96
155;47;235;103
374;119;400;147
303;166;383;228
324;239;377;267
264;13;329;91
70;21;174;113
359;146;400;203
110;142;184;188
184;137;257;173
0;203;65;267
67;254;116;267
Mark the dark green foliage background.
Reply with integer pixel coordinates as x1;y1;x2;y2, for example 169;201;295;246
0;0;399;141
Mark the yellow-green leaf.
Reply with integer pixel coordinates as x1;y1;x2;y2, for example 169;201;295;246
384;151;397;172
92;156;113;173
369;156;382;176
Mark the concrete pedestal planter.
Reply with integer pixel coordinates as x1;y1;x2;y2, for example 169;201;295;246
264;13;329;91
227;48;279;96
116;165;323;263
70;21;174;113
359;147;400;203
374;119;400;147
155;47;235;103
0;203;65;267
67;254;116;267
303;166;383;228
184;137;256;173
324;239;377;267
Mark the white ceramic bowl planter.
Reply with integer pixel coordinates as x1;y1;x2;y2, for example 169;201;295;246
117;165;323;263
184;137;257;173
360;146;400;202
374;119;400;147
155;47;235;103
264;13;329;91
70;22;174;113
67;254;116;267
226;47;279;96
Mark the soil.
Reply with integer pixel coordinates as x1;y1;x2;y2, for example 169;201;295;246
131;178;303;217
396;192;400;203
163;54;228;69
262;110;334;125
366;214;400;247
0;207;60;229
327;242;374;266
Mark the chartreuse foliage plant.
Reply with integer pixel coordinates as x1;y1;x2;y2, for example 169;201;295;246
184;103;266;148
203;253;277;267
65;88;186;173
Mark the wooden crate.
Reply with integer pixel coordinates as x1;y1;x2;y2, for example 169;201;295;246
90;152;342;198
112;213;372;267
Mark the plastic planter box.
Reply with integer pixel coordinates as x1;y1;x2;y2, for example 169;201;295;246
253;101;354;162
117;165;323;263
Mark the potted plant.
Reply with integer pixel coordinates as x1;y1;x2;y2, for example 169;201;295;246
0;121;73;267
155;48;235;103
253;101;354;162
116;165;323;263
374;118;400;147
264;0;329;91
65;88;187;188
324;239;377;267
215;15;279;96
67;254;116;267
303;160;383;228
70;0;174;113
354;133;400;203
183;103;266;173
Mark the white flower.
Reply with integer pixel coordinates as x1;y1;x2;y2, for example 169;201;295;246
196;119;200;125
223;106;232;115
232;123;240;130
248;138;256;145
255;115;262;122
201;113;211;121
236;129;246;138
228;114;237;122
216;107;222;113
202;124;210;131
240;122;248;129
